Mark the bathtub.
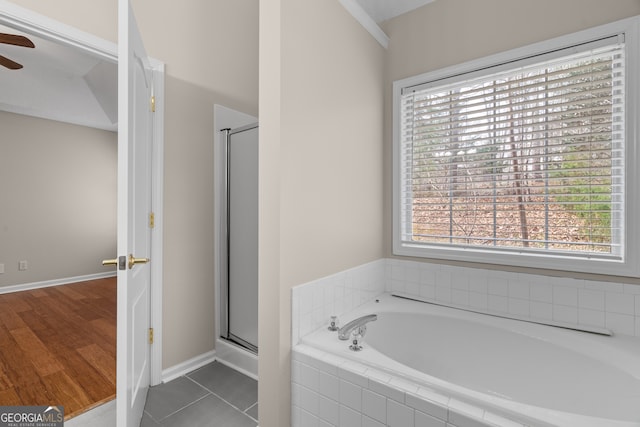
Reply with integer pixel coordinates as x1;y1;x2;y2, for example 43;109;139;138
296;293;640;427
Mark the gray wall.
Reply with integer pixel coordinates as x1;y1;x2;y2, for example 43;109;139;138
0;111;117;287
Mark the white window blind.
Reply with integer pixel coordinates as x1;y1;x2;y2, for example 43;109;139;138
399;41;625;257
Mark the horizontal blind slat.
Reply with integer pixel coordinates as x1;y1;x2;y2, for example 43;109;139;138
400;41;625;255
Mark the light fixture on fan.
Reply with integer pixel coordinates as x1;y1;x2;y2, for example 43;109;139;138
0;32;35;70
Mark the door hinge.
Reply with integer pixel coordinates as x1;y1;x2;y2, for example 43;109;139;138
150;95;156;112
149;212;155;229
149;328;154;344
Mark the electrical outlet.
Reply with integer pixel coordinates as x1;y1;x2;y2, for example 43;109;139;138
18;260;28;271
0;263;4;274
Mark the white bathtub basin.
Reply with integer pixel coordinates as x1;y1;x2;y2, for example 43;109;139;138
301;293;640;426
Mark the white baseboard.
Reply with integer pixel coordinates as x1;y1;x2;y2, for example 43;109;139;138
161;340;258;384
215;338;258;381
0;271;117;295
161;350;217;383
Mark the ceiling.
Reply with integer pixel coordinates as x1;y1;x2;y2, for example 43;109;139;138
0;23;117;131
0;1;433;131
355;0;436;23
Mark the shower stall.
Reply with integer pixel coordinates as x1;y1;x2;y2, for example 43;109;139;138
220;122;259;355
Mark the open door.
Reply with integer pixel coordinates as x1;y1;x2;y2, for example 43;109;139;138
115;1;155;425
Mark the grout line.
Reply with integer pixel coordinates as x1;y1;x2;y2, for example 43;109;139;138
150;393;211;423
185;375;258;423
244;402;259;422
143;410;165;426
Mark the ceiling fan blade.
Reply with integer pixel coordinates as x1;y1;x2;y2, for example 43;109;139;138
0;33;35;48
0;54;23;70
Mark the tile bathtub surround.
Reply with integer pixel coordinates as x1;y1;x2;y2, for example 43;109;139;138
292;259;387;345
291;345;528;427
386;259;640;338
292;258;640;340
290;259;640;426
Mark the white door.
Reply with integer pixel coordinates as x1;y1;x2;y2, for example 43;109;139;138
116;1;154;425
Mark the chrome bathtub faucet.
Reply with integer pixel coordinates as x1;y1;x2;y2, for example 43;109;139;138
338;314;377;341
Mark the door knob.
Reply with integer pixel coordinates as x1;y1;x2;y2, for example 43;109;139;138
128;254;149;269
103;256;125;270
102;255;149;270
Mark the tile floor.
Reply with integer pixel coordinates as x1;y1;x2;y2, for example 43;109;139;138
141;361;258;426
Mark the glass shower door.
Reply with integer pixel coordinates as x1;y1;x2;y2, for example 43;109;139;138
224;123;259;353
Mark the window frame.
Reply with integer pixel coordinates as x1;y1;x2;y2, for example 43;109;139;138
392;16;640;277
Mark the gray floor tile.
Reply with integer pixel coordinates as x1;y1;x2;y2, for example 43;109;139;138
144;376;210;421
160;394;257;427
65;399;116;427
140;411;161;427
188;361;258;411
246;403;258;421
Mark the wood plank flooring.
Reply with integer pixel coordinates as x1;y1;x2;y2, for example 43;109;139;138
0;277;116;420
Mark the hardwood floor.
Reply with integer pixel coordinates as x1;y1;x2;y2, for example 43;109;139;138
0;277;116;420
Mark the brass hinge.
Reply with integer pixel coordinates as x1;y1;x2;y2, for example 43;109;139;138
149;328;154;344
149;212;155;229
150;95;156;112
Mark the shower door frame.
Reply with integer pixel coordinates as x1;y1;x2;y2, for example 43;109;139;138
220;122;259;354
213;105;258;378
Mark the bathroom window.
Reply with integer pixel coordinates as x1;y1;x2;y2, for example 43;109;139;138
393;17;640;277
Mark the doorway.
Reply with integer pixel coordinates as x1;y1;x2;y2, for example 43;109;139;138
0;1;164;422
0;14;119;422
0;109;117;418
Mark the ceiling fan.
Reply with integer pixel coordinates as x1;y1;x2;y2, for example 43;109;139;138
0;32;35;70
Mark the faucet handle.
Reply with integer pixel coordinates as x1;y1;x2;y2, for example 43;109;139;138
328;316;339;331
349;326;366;351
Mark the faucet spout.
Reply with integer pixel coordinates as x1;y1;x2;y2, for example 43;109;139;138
338;314;377;340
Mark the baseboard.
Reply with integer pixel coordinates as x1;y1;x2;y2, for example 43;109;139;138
161;350;217;383
216;338;258;380
0;271;117;294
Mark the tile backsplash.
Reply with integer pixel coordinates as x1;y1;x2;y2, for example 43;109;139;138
291;260;386;345
292;258;640;341
386;258;640;338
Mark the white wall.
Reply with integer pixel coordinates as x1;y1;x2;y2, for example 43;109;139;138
0;111;117;287
259;0;386;425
